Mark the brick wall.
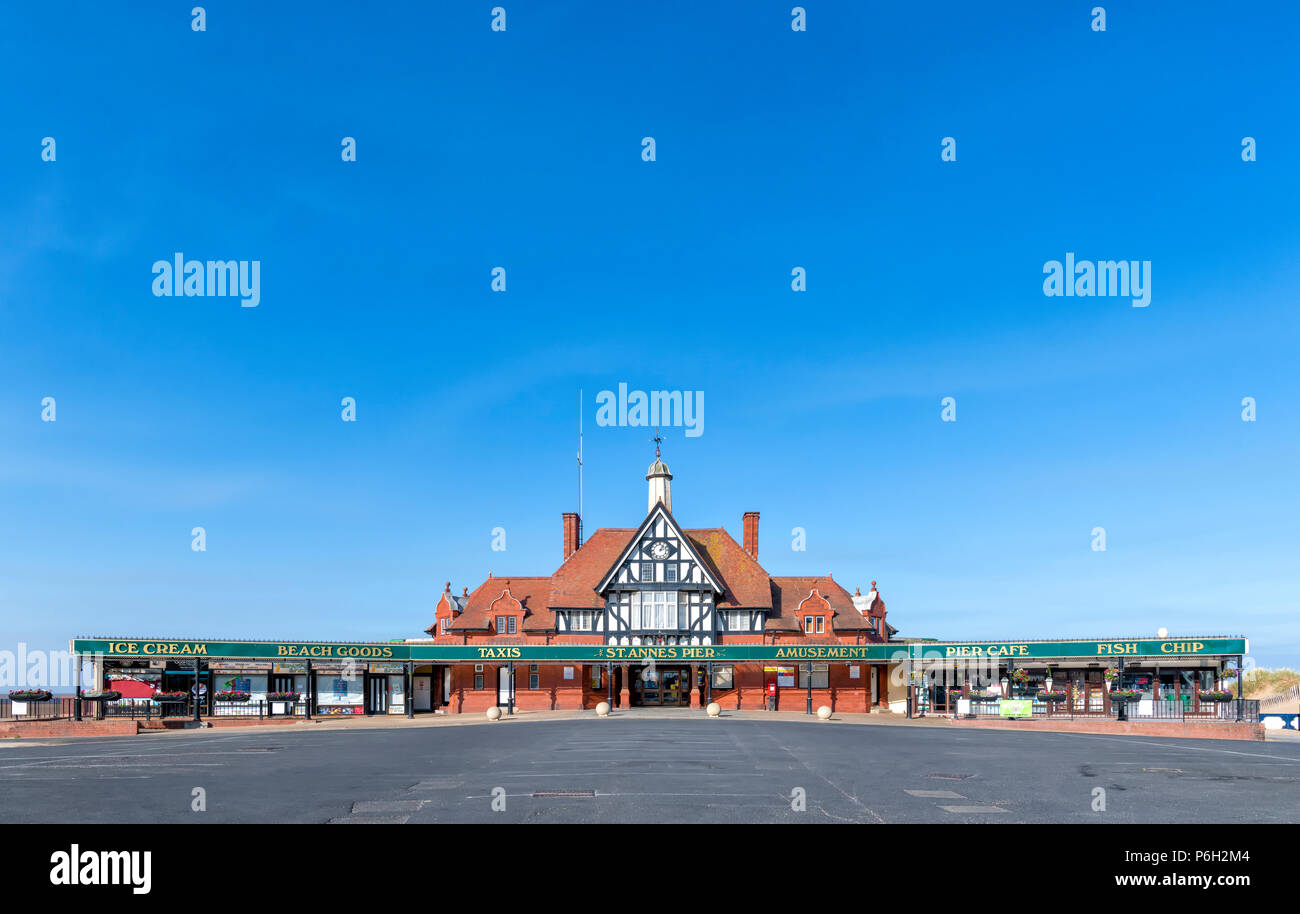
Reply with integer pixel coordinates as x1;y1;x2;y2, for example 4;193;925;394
706;662;875;711
445;662;605;713
956;718;1264;741
0;720;138;739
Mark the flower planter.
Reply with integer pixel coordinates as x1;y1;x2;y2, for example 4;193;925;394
1036;692;1068;702
214;692;251;703
80;690;122;702
8;690;53;703
1197;691;1233;703
1108;691;1141;703
152;693;189;714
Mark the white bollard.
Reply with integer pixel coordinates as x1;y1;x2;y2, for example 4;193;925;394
706;702;721;718
486;706;502;721
596;701;611;717
817;705;832;720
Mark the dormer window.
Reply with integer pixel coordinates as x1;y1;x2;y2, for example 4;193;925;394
496;615;517;635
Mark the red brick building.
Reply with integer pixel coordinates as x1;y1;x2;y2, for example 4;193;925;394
421;455;895;714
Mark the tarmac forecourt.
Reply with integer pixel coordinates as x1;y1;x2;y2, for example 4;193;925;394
70;637;1249;663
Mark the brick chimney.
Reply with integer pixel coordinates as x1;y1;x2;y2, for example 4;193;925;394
742;512;759;559
562;512;582;560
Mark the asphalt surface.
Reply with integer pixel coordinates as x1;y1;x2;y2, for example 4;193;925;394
3;714;1298;823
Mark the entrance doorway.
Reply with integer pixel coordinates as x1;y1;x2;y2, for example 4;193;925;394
631;665;691;707
365;675;389;715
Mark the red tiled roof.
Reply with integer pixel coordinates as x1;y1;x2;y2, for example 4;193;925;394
450;577;553;631
547;528;635;609
439;530;881;638
769;576;870;632
682;528;772;609
544;525;775;610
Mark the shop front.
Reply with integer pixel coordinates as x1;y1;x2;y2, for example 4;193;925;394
68;636;1250;724
906;637;1252;721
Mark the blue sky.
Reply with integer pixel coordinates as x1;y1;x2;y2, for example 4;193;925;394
1;1;1298;674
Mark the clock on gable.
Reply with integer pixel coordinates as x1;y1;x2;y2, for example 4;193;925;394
648;541;670;560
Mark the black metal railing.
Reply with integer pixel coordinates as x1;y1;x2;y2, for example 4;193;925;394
956;696;1258;723
208;700;309;719
0;697;69;721
97;698;311;720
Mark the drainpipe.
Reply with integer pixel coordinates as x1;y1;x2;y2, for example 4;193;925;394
192;658;203;723
1116;656;1127;721
1236;655;1243;722
73;653;82;722
406;661;414;719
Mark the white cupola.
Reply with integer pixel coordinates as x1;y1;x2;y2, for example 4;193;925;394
646;450;672;513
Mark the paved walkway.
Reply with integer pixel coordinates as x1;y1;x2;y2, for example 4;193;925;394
17;707;1282;743
139;707;947;739
5;714;1297;823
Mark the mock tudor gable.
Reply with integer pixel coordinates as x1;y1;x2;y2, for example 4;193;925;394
595;500;727;646
594;501;723;596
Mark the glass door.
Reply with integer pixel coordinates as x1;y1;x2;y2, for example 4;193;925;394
497;666;514;706
367;676;389;714
661;670;682;706
637;665;659;705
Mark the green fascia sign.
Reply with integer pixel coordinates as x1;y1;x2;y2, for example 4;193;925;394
999;699;1034;718
70;637;1248;664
